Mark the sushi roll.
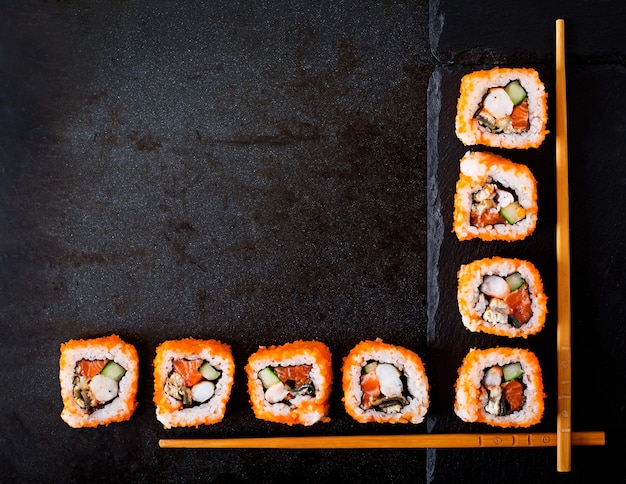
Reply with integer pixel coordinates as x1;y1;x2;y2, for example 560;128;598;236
455;67;548;149
342;339;429;424
59;334;138;428
245;340;332;426
453;151;538;242
454;347;545;428
153;338;235;429
457;257;547;338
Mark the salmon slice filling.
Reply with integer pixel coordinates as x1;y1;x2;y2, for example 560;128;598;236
273;365;313;389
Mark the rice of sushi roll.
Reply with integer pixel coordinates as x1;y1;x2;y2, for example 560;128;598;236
453;151;538;242
342;339;429;424
59;334;139;428
245;340;332;426
153;338;235;429
457;257;547;338
454;347;545;428
455;67;548;149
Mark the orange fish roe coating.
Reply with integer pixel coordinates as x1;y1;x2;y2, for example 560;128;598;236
59;334;139;428
245;340;332;426
454;347;545;428
456;67;548;149
153;338;235;429
342;339;429;424
453;151;538;242
457;257;548;338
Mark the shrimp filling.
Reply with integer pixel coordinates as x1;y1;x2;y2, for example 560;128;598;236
476;272;533;328
164;358;222;407
481;363;526;416
474;80;530;134
470;179;526;228
259;365;315;404
359;361;410;413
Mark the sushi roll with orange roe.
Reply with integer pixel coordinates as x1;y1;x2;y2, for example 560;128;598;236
457;257;548;338
153;338;235;428
454;347;545;428
342;339;429;424
456;67;548;149
59;334;139;428
453;151;538;242
245;340;332;426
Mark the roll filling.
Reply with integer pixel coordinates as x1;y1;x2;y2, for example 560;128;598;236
72;359;126;412
359;361;410;413
482;362;526;416
474;80;530;135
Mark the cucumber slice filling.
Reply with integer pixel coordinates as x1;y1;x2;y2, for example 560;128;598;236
258;367;281;389
502;362;523;381
199;361;221;381
100;361;126;382
363;361;378;374
499;201;526;224
505;272;525;291
504;80;527;106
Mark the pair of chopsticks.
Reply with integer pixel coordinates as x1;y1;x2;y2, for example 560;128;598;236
159;432;604;449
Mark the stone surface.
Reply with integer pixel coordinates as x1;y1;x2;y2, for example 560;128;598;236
430;0;626;64
426;60;625;484
0;1;432;482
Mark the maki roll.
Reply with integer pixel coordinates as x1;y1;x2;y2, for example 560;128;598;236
59;334;138;428
454;347;545;428
153;338;235;429
245;340;332;426
453;151;538;242
457;257;547;338
455;67;548;149
342;339;429;424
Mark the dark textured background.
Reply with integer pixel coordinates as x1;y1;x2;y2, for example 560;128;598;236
0;1;624;483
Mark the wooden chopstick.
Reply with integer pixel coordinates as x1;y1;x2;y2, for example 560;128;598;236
555;18;572;473
159;431;604;449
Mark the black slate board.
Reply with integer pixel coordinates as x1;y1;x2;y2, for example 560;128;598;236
430;0;626;64
426;63;557;432
426;62;626;481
